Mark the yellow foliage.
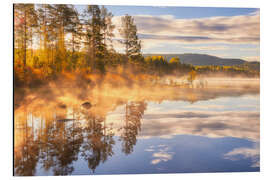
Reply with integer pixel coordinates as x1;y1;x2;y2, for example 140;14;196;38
188;70;197;83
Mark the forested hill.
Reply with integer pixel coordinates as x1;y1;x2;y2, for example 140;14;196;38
144;53;257;66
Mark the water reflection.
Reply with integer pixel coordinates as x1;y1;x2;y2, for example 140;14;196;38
120;102;147;155
140;110;259;140
224;143;260;168
14;99;147;175
15;107;84;175
81;113;114;173
14;80;260;175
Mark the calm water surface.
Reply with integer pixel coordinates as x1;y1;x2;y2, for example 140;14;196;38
14;82;260;175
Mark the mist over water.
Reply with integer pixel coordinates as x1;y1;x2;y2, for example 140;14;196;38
14;77;260;175
13;3;260;176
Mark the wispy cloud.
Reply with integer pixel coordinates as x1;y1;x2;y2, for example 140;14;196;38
113;11;259;43
112;11;259;53
182;45;230;51
241;56;260;62
224;143;260;168
239;47;260;51
140;111;260;141
145;145;175;165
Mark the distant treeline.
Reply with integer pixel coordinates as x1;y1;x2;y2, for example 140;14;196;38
14;4;259;88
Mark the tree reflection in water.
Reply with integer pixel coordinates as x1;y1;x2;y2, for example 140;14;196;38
14;110;39;176
14;101;146;175
14;80;260;175
80;108;115;173
120;102;147;155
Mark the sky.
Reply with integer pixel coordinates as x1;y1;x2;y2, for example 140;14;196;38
75;5;260;61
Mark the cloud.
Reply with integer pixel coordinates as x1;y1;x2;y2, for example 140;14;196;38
145;148;155;152
112;11;260;52
135;13;259;43
138;34;214;42
224;143;260;168
241;56;260;62
239;47;260;51
139;111;260;141
102;83;259;141
143;111;211;119
146;145;174;165
151;152;173;164
182;45;230;51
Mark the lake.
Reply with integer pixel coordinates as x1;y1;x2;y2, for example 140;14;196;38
14;78;260;175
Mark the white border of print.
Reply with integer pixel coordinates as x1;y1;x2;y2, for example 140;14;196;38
1;0;269;180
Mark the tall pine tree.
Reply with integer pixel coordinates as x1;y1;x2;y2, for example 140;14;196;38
119;15;141;60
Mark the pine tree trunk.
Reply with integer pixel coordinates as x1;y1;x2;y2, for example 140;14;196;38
23;10;27;73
